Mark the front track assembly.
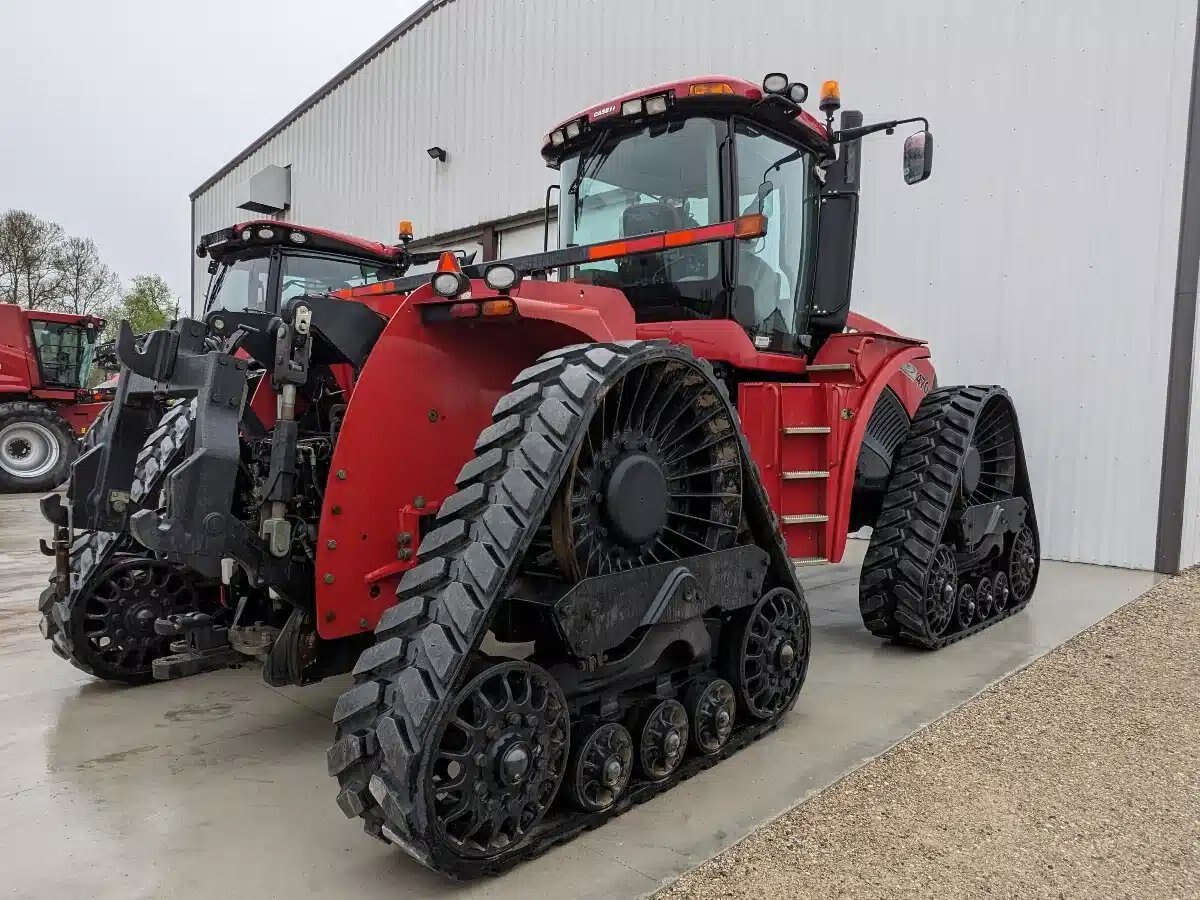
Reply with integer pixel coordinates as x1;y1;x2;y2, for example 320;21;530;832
38;400;218;684
329;341;810;877
858;385;1040;649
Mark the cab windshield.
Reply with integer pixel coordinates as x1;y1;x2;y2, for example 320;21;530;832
559;117;723;321
31;320;95;389
558;116;820;347
205;251;389;315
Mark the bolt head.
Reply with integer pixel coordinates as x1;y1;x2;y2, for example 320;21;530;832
326;539;337;550
323;573;335;584
359;618;369;629
336;469;347;480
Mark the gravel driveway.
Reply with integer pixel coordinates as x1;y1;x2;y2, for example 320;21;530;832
656;570;1200;900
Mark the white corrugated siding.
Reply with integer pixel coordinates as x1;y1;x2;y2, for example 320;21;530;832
194;0;1199;568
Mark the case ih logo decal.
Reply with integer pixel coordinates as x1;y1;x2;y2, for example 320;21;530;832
900;362;932;394
591;104;619;119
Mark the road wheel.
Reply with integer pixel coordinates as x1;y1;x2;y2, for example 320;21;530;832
0;401;76;492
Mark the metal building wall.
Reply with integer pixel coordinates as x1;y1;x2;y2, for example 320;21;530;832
193;0;1199;568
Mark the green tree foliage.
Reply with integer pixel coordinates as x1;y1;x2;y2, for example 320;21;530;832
113;274;179;337
0;209;178;339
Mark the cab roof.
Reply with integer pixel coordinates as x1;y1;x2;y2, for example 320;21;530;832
542;74;831;164
200;220;407;266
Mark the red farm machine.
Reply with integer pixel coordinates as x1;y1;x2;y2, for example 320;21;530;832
0;303;109;492
39;74;1039;877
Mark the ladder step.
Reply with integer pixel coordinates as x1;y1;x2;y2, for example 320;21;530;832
783;470;830;480
791;556;829;567
782;426;831;435
782;514;829;524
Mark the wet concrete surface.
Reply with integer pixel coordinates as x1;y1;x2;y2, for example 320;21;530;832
0;493;1161;899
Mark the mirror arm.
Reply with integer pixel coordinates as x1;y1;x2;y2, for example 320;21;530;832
834;116;929;143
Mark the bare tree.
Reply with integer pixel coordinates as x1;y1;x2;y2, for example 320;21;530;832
0;210;64;308
51;236;122;317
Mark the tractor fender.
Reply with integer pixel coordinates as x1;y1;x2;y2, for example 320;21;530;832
315;281;636;639
812;332;935;565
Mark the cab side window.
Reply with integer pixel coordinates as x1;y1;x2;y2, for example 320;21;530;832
733;123;817;343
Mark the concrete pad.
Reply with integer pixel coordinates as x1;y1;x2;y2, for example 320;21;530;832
0;494;1159;899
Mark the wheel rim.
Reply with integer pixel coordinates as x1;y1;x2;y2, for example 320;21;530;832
686;677;735;755
993;571;1012;612
568;722;633;812
426;661;569;858
0;420;60;479
729;587;808;720
75;558;200;675
636;699;688;781
963;397;1017;505
924;545;958;637
975;575;995;621
549;358;742;580
955;583;977;630
1009;525;1037;603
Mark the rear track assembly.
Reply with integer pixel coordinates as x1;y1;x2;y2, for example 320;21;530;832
329;341;809;877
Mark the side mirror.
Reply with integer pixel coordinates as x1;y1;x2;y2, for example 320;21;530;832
903;131;934;185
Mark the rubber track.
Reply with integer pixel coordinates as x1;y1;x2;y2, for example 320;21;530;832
857;385;1040;649
38;401;198;679
329;340;807;877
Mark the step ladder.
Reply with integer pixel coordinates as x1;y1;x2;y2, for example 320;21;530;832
780;407;831;566
739;382;842;568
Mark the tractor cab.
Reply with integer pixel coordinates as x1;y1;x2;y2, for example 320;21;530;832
543;74;933;355
197;221;412;321
27;311;101;391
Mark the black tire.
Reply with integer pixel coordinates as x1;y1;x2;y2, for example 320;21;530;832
0;400;76;492
858;386;1038;648
38;401;203;683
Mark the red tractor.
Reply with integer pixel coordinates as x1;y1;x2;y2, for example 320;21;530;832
37;220;451;681
0;303;109;491
41;74;1038;878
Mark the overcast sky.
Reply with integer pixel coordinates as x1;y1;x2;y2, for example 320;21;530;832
0;0;421;302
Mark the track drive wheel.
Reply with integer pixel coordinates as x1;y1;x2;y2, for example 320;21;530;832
567;722;633;812
723;587;809;721
424;660;569;859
